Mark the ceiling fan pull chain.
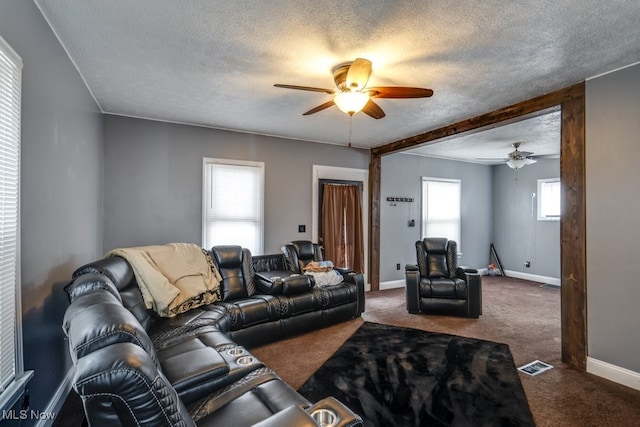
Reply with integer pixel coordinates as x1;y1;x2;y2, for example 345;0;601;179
348;115;353;148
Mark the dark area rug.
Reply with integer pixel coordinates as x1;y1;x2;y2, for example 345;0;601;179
298;322;534;427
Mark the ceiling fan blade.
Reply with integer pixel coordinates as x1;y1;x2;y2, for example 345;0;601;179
531;154;560;160
361;99;385;119
368;86;434;98
303;100;336;115
517;151;534;157
346;58;372;90
274;84;334;94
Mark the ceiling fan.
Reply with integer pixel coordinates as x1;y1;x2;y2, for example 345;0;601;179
274;58;433;119
480;142;538;170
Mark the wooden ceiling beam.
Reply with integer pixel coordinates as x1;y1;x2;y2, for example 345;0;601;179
371;83;584;157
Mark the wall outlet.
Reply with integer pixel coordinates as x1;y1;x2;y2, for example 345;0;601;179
298;225;305;233
396;263;401;270
524;261;531;268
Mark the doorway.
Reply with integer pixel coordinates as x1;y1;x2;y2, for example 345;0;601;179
369;83;586;369
312;165;369;286
318;179;365;273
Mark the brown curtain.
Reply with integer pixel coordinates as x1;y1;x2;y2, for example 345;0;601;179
321;183;364;273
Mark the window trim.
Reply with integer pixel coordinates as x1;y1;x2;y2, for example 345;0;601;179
0;35;32;413
202;157;265;254
420;177;462;250
537;178;561;221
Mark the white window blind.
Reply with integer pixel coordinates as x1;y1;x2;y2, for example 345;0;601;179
0;36;22;399
538;178;561;220
203;158;264;254
421;178;461;246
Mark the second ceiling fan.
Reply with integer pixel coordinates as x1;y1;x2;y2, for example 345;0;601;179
274;58;433;119
478;142;540;170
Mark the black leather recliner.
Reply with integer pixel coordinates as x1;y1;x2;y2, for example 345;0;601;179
281;240;365;317
281;240;359;276
210;245;285;347
405;238;482;318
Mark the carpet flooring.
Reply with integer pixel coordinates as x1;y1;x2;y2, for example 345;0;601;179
298;321;534;427
253;276;640;427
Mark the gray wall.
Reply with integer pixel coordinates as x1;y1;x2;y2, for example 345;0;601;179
492;160;560;278
1;0;104;422
103;115;370;254
586;62;640;373
380;153;492;283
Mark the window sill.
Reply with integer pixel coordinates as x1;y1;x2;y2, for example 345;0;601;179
0;370;34;413
537;217;560;222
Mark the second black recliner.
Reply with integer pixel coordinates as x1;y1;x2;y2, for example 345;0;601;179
405;238;482;318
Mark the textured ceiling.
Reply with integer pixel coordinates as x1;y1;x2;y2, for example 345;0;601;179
35;0;640;157
405;108;561;164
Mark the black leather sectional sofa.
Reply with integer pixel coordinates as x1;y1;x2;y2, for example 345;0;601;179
62;242;365;426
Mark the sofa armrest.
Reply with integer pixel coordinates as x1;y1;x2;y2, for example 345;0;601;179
161;347;231;405
405;264;421;314
255;270;290;294
456;266;478;278
255;271;314;295
334;266;353;275
339;271;366;315
465;271;482;318
251;405;316;427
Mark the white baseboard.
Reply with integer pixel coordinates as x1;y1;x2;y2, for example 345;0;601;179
587;357;640;391
379;280;405;290
501;270;561;287
36;368;74;427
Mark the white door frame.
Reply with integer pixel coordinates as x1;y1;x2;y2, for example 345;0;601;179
312;165;369;288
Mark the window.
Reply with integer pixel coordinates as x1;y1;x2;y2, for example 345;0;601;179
203;158;264;254
421;178;461;247
0;36;30;412
537;178;561;221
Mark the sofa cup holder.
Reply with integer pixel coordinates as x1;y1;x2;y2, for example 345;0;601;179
236;356;255;366
227;348;245;356
310;408;337;427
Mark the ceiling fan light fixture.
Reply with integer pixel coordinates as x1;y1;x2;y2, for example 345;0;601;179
334;90;369;115
275;57;432;119
506;158;527;170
